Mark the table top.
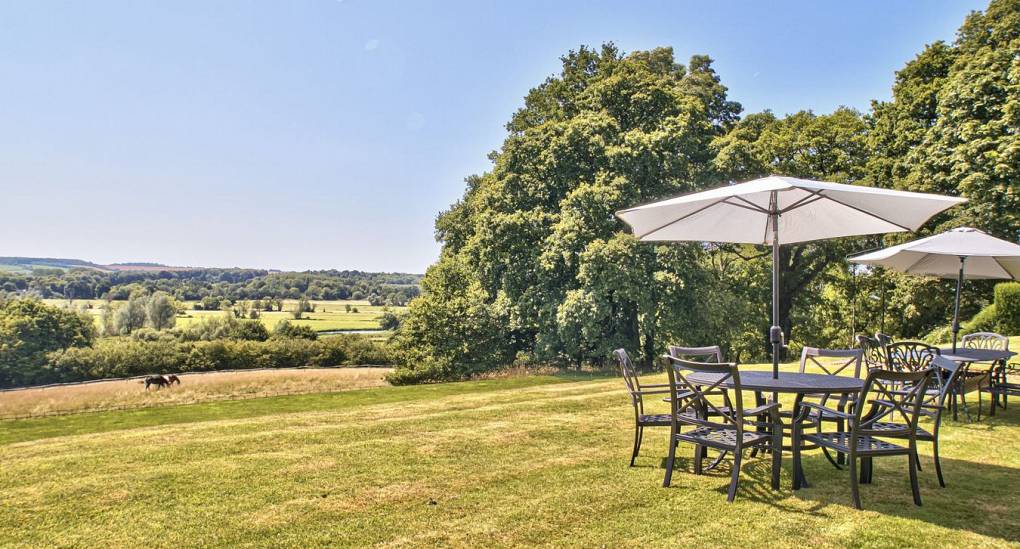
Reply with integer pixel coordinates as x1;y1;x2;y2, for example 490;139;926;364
685;371;863;394
938;347;1015;363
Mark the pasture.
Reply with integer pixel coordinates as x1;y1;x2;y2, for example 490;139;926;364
0;367;392;419
45;298;404;334
1;360;1018;547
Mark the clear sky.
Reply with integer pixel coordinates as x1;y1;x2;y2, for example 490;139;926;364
0;0;986;273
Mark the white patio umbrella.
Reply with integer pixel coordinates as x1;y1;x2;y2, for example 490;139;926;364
849;227;1020;351
616;175;965;378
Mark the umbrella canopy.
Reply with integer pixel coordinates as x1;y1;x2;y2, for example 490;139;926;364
850;227;1020;350
616;175;965;377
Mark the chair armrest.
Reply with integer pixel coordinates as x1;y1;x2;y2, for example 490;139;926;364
640;383;672;389
741;402;780;417
637;389;672;396
796;401;853;422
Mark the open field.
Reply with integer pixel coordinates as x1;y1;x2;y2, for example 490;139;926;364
0;368;392;419
1;360;1018;547
45;298;405;333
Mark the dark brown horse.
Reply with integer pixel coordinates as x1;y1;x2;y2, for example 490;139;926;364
144;375;170;390
166;374;181;386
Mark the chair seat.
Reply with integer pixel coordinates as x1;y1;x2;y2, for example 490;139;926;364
638;409;701;426
803;432;909;455
675;426;771;451
869;421;932;440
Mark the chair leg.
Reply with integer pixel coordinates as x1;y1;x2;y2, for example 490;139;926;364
909;448;922;506
836;418;846;466
977;388;983;422
848;456;862;510
663;438;677;487
933;438;945;488
727;448;743;503
630;425;642;467
792;425;802;491
693;444;704;475
771;433;781;490
952;392;959;421
914;452;922;472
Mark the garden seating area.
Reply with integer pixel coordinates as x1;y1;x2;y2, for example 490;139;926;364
616;331;1018;509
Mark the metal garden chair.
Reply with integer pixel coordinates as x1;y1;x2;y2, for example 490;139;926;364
614;348;674;466
873;355;966;487
662;356;782;503
792;367;934;510
964;332;1017;411
856;334;886;371
798;347;864;468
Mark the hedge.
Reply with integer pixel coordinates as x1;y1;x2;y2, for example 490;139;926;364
44;334;392;385
995;282;1020;335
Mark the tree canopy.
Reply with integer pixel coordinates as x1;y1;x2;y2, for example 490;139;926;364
390;0;1020;384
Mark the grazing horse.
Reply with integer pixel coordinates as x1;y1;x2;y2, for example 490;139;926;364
144;375;170;390
166;374;181;386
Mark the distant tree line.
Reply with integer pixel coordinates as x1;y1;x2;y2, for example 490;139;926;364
0;268;421;306
0;297;392;388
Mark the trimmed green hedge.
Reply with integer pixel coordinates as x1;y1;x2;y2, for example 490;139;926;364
44;334;391;385
995;282;1020;335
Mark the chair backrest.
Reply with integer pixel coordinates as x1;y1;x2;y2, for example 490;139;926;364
800;347;864;378
856;334;886;371
668;345;724;363
886;341;940;373
875;332;894;347
961;332;1009;351
664;356;744;434
856;367;932;439
930;355;966;409
613;349;642;407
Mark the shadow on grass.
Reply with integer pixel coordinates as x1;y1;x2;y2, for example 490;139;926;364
654;446;1020;542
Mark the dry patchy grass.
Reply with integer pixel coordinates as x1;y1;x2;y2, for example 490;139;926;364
0;364;1018;547
0;368;392;418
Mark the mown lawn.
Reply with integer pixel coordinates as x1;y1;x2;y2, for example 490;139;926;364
1;366;1018;547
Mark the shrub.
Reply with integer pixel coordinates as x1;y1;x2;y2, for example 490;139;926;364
273;320;318;340
0;298;96;387
995;282;1020;335
177;317;269;342
44;335;393;385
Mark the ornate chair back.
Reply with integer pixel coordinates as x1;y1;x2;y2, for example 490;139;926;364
875;332;894;347
961;332;1009;351
886;341;940;373
856;334;887;371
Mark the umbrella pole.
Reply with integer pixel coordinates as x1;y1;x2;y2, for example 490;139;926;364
952;256;966;353
770;192;781;380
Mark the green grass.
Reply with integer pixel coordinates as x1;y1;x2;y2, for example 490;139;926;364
1;363;1018;547
47;299;405;333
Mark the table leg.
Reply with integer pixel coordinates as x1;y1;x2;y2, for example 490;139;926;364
791;393;809;489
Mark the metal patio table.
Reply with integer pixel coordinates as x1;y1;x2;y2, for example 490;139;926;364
686;370;864;488
938;347;1016;417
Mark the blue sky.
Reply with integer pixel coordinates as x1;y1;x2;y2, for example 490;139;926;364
0;0;985;273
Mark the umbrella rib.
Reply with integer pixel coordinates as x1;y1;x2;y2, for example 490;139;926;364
721;198;767;214
634;198;728;239
780;191;825;213
992;256;1018;280
816;193;913;231
730;195;771;213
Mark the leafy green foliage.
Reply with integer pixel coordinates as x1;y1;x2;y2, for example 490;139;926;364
272;320;319;340
0;298;96;387
995;282;1020;334
46;334;390;383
